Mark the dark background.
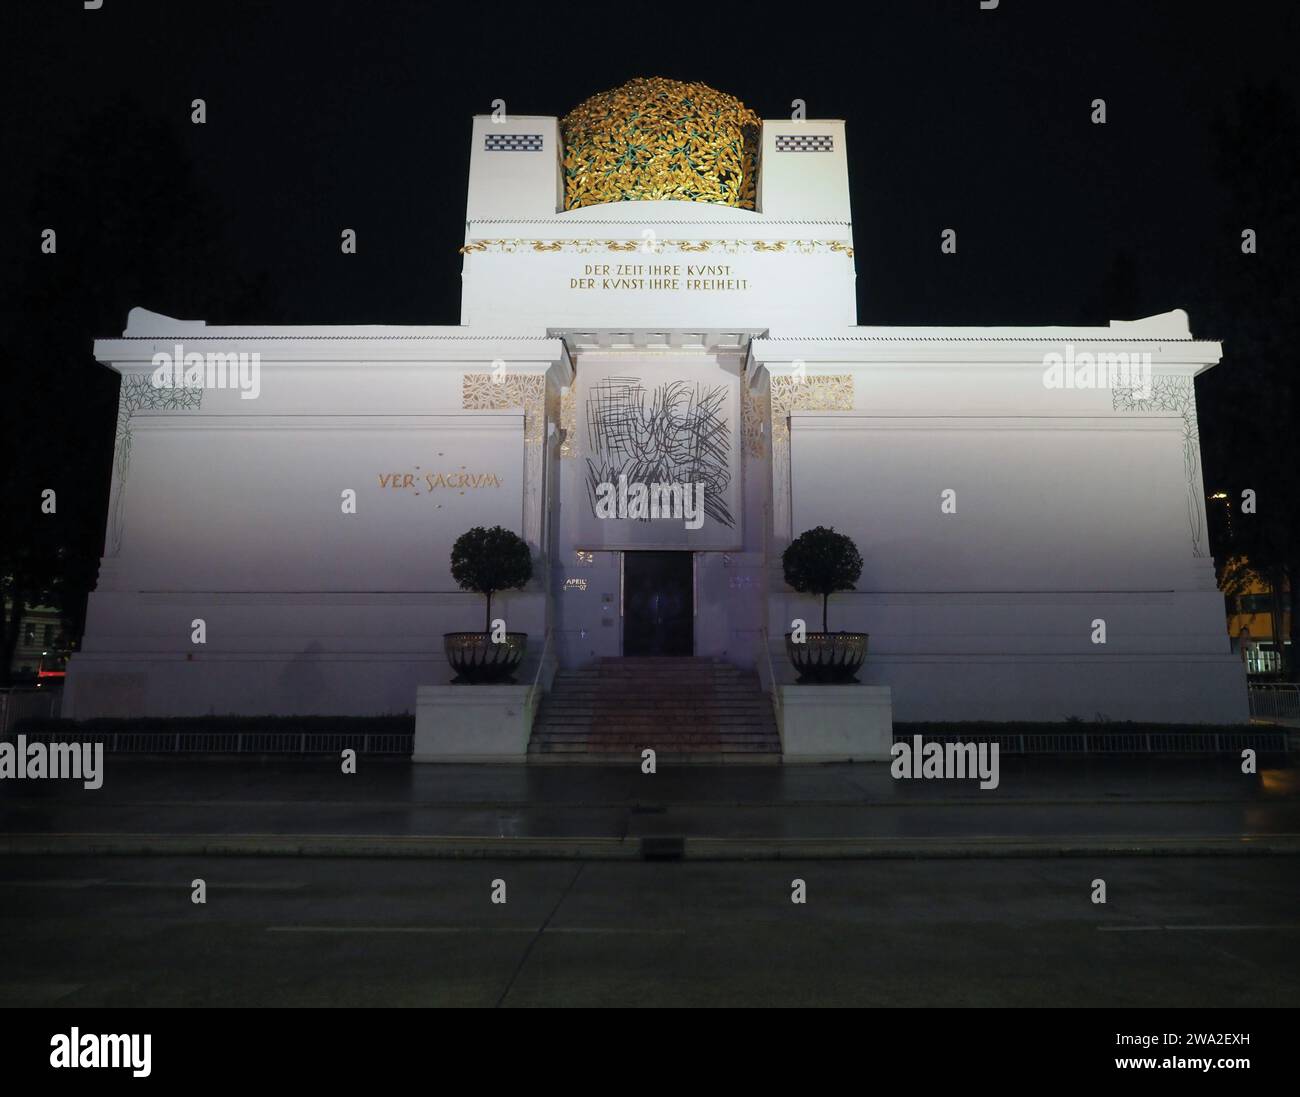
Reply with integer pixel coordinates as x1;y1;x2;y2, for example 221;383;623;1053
1;0;1297;667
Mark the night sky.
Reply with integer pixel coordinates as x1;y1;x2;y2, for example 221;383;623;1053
2;0;1298;631
5;1;1296;328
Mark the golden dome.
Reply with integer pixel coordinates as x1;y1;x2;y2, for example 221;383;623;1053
560;77;760;211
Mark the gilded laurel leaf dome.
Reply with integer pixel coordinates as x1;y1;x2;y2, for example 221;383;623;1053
560;77;760;211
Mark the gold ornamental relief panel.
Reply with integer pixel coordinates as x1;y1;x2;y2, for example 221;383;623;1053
461;373;548;445
559;386;577;459
770;374;855;445
741;382;770;459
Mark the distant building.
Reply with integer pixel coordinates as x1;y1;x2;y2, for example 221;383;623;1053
1224;564;1292;676
4;600;67;681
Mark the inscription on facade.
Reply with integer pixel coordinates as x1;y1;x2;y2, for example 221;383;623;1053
378;469;504;495
570;263;750;292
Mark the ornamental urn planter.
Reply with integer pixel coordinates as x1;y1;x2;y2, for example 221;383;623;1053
443;632;528;684
784;631;868;684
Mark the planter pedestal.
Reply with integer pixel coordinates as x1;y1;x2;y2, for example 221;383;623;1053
412;683;540;762
777;683;893;762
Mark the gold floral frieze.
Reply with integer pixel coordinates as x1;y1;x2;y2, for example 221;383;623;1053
741;383;769;459
460;239;853;258
559;386;577;459
462;373;547;444
770;374;855;445
561;77;759;211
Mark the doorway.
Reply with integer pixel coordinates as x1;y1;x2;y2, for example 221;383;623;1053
622;552;694;656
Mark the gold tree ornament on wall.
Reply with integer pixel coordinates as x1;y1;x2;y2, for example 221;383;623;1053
561;77;760;211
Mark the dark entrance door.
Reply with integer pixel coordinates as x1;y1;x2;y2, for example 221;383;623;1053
623;552;694;656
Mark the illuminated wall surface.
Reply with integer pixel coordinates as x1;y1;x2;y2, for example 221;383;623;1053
65;79;1247;723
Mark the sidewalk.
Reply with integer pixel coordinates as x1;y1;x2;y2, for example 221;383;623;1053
2;756;1297;859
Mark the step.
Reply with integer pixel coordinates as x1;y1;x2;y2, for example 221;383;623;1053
527;754;782;766
533;729;778;738
530;743;780;748
537;702;774;711
537;713;775;718
528;658;779;761
530;733;774;743
540;699;767;707
534;728;777;737
533;734;779;742
541;693;767;701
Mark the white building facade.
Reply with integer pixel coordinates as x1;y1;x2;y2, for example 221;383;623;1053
64;82;1247;725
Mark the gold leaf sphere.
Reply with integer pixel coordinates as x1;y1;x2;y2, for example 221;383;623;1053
561;77;760;212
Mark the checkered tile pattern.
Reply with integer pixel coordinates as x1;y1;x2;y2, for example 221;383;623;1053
484;133;543;152
774;134;834;152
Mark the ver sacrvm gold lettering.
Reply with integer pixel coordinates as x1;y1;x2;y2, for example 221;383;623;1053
377;471;504;493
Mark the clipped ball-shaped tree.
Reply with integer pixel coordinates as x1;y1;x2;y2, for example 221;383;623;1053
782;526;863;633
450;525;533;633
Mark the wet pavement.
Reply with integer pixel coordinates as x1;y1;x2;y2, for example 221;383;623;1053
4;759;1298;1005
1;755;1297;851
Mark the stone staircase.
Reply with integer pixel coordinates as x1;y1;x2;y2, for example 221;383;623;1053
528;656;782;763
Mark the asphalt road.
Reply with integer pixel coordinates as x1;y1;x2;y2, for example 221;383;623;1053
2;854;1297;1007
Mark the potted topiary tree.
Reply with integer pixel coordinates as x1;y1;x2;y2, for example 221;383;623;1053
782;525;867;683
444;525;533;683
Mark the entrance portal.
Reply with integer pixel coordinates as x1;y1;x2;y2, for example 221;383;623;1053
623;552;694;656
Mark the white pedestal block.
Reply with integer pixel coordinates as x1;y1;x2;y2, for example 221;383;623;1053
413;684;540;763
777;684;894;762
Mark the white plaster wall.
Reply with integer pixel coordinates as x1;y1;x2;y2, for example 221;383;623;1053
461;242;856;331
790;415;1190;593
117;415;523;591
67;592;546;718
758;121;851;221
465;115;562;220
763;352;1246;723
551;551;622;666
66;329;567;718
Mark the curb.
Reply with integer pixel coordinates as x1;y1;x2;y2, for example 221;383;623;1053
5;833;1300;860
